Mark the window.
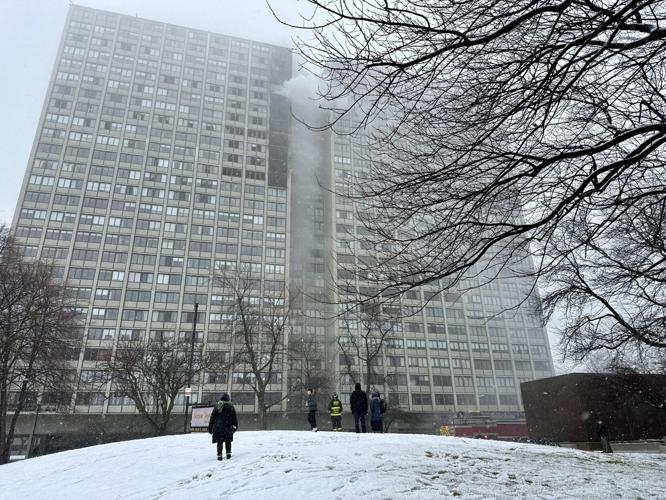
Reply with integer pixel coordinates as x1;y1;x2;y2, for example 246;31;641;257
408;357;428;368
125;290;152;304
474;359;493;370
152;311;177;322
127;272;153;284
435;394;455;405
432;375;452;387
71;249;98;262
157;274;181;285
409;374;430;386
185;275;209;286
123;309;148;321
29;175;55;187
62;261;92;278
119;329;144;341
91;308;118;320
454;375;474;387
411;393;431;405
456;394;476;406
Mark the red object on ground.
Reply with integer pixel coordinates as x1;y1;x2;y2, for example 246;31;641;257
451;421;528;440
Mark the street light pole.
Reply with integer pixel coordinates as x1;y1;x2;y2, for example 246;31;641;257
27;403;41;458
183;302;198;433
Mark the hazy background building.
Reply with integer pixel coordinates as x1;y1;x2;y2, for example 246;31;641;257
326;113;555;415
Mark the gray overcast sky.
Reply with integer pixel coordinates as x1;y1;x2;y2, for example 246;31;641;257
0;0;305;225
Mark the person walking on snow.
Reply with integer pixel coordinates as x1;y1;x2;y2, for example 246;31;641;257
328;393;343;431
369;391;387;433
306;388;318;431
350;382;368;433
207;393;238;460
596;420;613;453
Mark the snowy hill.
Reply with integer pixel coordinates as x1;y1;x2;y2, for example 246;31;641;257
1;431;664;499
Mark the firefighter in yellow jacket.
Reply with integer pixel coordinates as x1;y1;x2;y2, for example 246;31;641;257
328;393;343;431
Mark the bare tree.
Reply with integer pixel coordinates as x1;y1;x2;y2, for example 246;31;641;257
0;229;80;463
542;197;666;359
584;344;666;411
273;1;666;357
287;335;332;410
104;334;209;436
215;268;293;430
337;299;400;396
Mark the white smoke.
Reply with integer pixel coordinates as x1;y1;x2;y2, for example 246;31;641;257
276;73;321;104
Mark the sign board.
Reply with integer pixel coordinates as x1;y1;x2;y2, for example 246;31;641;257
184;387;192;397
190;405;214;432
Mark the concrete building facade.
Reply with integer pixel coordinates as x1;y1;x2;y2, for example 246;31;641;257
12;5;292;416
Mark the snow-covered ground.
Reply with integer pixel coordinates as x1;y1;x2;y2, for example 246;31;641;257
1;431;664;499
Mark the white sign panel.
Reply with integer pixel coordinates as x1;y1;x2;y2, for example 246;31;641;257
190;405;214;430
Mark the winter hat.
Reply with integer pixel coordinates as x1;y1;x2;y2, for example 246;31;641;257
220;393;230;402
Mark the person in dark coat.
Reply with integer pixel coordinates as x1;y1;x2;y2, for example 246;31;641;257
349;383;368;433
208;393;238;460
596;420;613;453
369;391;386;433
305;388;318;431
328;393;343;431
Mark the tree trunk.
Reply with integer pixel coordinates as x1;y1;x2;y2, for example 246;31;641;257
157;419;168;436
0;382;9;464
257;391;267;430
1;379;30;464
0;309;11;464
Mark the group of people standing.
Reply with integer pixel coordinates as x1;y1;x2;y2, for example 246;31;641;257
306;383;387;433
206;384;388;461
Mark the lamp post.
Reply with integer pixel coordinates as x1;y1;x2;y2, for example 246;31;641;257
27;403;41;458
183;302;198;433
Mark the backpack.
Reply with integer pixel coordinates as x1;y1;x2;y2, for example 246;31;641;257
380;399;387;414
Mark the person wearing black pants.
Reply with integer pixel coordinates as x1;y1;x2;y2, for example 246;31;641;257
597;421;613;453
328;393;343;431
306;388;318;431
350;383;368;433
208;393;238;460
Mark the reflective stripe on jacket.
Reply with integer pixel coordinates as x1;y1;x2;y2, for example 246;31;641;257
329;398;342;416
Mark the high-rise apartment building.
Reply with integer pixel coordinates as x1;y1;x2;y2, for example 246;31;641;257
327;117;555;415
12;5;292;416
11;5;553;428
